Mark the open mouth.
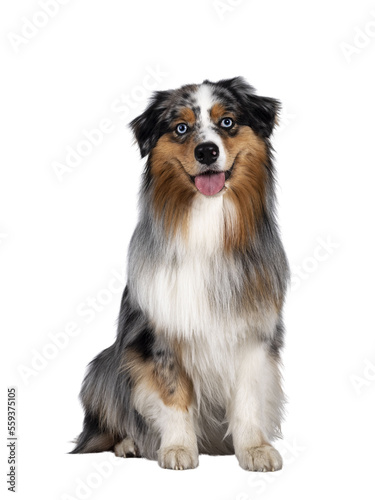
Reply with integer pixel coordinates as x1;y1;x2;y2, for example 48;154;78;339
191;162;234;197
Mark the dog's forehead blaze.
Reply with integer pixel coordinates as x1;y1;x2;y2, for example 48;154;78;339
169;86;232;129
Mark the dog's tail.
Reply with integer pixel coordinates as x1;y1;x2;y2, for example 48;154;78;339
70;413;117;454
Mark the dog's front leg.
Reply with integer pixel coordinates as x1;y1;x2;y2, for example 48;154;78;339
228;339;283;472
156;404;198;470
128;347;199;470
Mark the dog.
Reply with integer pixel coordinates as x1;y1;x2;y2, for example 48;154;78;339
71;77;290;471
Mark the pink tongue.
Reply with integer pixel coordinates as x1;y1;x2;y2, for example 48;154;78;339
194;172;225;196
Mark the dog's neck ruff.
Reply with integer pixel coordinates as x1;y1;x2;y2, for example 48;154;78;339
130;193;278;342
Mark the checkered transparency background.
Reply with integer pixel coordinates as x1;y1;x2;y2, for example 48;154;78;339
1;0;374;499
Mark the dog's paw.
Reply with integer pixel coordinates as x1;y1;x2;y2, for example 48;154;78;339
237;444;282;472
158;446;199;470
114;437;140;458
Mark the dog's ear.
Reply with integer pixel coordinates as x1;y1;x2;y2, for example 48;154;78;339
218;76;280;138
129;90;172;158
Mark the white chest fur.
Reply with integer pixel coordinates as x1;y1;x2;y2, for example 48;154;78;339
133;194;277;340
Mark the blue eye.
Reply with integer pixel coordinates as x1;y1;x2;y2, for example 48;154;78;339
220;118;234;129
176;123;188;135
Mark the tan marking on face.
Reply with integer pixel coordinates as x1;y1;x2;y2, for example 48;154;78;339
124;348;193;411
210;103;229;123
220;127;268;251
150;134;199;237
176;107;196;125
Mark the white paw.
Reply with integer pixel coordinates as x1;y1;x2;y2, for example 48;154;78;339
114;437;140;458
158;446;199;470
237;444;282;472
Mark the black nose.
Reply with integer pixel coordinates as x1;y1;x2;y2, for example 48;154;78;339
194;142;220;166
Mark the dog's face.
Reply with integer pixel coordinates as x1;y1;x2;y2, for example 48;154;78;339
131;77;279;198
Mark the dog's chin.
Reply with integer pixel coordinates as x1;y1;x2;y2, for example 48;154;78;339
188;162;234;197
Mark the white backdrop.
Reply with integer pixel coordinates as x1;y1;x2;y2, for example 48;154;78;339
1;0;375;498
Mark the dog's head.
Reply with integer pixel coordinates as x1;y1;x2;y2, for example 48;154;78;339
130;77;279;198
130;77;280;245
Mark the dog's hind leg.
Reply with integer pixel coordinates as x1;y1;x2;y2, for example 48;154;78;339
72;344;132;455
114;437;140;458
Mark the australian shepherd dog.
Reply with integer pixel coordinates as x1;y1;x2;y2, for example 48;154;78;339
71;77;290;471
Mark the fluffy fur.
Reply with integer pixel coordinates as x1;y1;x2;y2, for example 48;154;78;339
71;77;290;471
